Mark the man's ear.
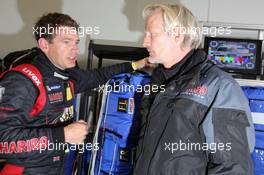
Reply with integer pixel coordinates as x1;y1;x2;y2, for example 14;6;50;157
170;26;184;44
38;38;49;53
170;26;180;38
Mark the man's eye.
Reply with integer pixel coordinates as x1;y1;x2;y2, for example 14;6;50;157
146;32;158;38
64;40;70;44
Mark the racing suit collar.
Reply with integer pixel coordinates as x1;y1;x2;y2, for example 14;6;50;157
36;48;70;79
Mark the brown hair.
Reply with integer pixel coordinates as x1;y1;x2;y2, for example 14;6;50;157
34;12;79;42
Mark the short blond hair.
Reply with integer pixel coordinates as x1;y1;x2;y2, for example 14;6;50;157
143;3;202;49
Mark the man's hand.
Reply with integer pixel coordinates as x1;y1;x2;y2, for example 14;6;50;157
64;120;89;144
133;57;156;70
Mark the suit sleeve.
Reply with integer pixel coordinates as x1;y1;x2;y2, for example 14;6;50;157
67;62;134;93
0;72;65;164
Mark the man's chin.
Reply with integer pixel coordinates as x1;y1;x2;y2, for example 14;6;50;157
66;63;76;69
148;57;162;64
67;60;77;68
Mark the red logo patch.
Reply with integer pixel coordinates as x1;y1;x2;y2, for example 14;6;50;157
48;92;63;103
184;86;207;96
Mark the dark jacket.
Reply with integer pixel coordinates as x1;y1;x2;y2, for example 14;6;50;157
133;49;255;175
0;48;133;174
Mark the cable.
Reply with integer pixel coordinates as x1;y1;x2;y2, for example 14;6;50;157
109;144;117;175
88;81;110;175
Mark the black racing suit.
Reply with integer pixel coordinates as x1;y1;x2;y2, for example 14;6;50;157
0;48;134;174
133;49;255;175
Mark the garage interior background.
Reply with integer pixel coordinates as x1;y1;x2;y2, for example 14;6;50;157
0;0;264;68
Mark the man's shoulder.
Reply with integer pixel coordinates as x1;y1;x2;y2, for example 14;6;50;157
1;66;40;90
201;62;238;89
3;47;41;70
201;63;248;109
0;69;39;105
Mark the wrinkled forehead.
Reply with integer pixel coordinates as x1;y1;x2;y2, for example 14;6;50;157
145;10;165;31
53;26;80;39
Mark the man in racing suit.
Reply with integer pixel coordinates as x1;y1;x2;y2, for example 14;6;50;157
0;13;148;174
133;3;255;175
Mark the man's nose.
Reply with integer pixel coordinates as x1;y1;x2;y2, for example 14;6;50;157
72;44;80;54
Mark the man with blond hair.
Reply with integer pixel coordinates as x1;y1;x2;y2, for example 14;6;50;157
133;3;254;175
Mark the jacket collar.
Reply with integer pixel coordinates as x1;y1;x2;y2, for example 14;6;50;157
161;49;207;90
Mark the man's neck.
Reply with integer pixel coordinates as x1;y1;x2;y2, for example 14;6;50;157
164;47;192;69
